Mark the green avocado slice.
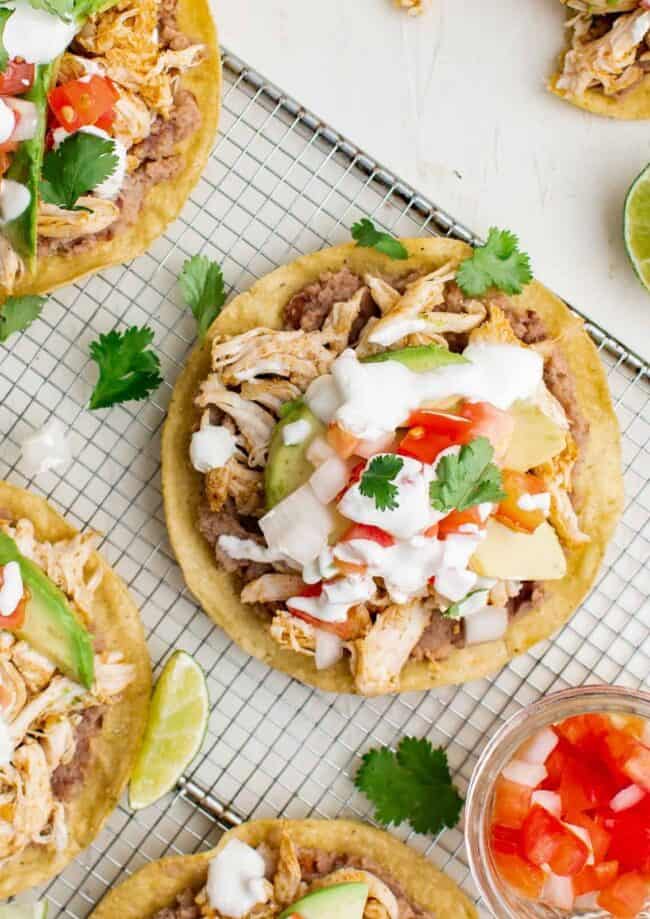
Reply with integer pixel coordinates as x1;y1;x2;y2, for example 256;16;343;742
0;532;94;688
278;882;369;919
264;400;325;509
362;343;468;371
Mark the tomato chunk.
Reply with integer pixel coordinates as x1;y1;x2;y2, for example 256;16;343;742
556;713;611;755
566;810;612;864
522;805;590;877
492;851;544;899
327;422;359;459
494;470;547;534
597;872;650;919
48;75;119;133
601;727;650;791
458;401;515;458
560;756;616;814
437;506;484;538
490;824;522;856
398;425;454;464
341;524;395;548
0;61;35;96
606;797;650;873
541;739;572;791
573;861;620;896
493;776;532;829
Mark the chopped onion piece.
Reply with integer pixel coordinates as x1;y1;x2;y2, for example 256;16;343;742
542;873;574;911
305;374;341;424
314;630;343;670
355;432;395;459
464;606;508;646
531;790;562;818
6;99;38;141
502;760;547;788
519;727;559;765
306;435;336;467
574;892;599;910
310;456;349;505
610;784;646;813
260;484;334;566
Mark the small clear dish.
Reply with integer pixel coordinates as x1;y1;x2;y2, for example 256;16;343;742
465;684;650;919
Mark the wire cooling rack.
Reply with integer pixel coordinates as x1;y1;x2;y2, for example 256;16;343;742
1;50;648;918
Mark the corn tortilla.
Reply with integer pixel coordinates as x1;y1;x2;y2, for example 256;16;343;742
162;238;623;694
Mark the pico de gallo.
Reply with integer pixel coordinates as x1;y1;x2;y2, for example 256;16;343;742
490;711;650;917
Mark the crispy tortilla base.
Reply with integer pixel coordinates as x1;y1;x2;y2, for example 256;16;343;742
89;818;477;919
0;481;151;897
12;0;220;297
162;239;623;694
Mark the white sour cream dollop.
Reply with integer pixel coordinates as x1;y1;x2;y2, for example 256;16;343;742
517;492;551;515
190;425;236;473
0;179;30;223
0;561;23;618
206;839;269;918
3;1;77;65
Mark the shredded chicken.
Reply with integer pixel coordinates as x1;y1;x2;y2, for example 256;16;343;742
242;575;306;605
0;659;27;722
93;651;136;702
113;86;156;149
10;642;55;694
269;611;316;656
205;455;264;516
351;602;431;695
364;275;400;314
558;6;650;97
310;868;399;919
274;831;302;907
196;375;276;467
321;287;369;353
39;717;76;771
240;379;301;416
211;328;336;390
535;435;590;547
37;198;120;240
470;303;523;347
0;234;25;294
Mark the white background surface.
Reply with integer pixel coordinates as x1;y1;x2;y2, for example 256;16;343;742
216;0;650;361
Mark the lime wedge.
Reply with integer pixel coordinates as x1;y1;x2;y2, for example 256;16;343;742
624;162;650;292
0;905;48;919
129;650;209;810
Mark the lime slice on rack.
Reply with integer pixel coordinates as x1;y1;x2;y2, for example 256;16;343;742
624;162;650;292
0;905;48;919
129;650;209;811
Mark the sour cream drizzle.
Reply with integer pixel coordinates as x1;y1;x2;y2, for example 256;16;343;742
0;562;23;617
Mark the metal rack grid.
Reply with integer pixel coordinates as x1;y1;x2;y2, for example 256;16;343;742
1;50;648;918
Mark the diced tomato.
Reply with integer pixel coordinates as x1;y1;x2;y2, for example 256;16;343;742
405;409;471;436
560;756;616;814
48;75;119;133
1;593;27;630
566;811;612;864
94;108;115;132
542;738;573;791
0;61;35;96
327;422;359;459
287;582;359;640
490;824;522;855
0;138;17;155
601;727;650;791
0;149;14;174
494;470;547;534
522;805;589;877
606;797;650;873
492;851;545;899
458;401;515;458
556;713;611;755
423;523;439;538
398;425;454;465
340;524;395;547
437;506;484;538
624;746;650;792
597;872;650;919
492;776;532;829
573;861;620;896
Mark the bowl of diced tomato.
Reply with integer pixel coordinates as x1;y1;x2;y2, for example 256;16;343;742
465;685;650;918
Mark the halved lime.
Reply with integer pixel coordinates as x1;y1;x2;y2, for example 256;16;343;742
624;162;650;292
129;650;209;810
0;904;48;919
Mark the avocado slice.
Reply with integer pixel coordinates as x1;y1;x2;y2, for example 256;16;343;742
503;401;567;472
264;401;325;509
362;343;467;371
0;533;94;688
278;882;369;919
470;519;567;581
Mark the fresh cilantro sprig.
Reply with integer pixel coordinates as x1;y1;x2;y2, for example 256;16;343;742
0;295;46;343
457;228;532;297
178;255;226;340
429;437;505;513
41;133;118;211
351;218;408;261
88;326;162;410
359;454;403;511
355;737;463;836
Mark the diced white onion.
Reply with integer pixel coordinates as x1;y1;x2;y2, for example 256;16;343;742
531;790;562;818
259;484;334;567
502;760;547;788
610;784;646;813
519;727;559;765
574;892;599;910
0;100;14;144
309;456;349;505
542;873;574;911
314;630;343;670
6;99;38;141
354;432;395;459
306;435;336;467
305;374;341;424
464;606;508;646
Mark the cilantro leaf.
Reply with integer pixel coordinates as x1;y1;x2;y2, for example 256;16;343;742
355;736;463;836
456;228;533;297
0;8;13;73
0;295;45;343
88;326;162;410
178;255;226;341
359;454;403;511
429;436;506;513
351;218;408;260
40;133;118;211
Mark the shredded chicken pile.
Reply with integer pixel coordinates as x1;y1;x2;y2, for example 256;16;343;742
185;829;421;919
558;0;650;97
194;265;588;694
0;518;134;862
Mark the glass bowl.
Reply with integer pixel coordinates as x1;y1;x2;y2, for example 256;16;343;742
465;684;650;919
